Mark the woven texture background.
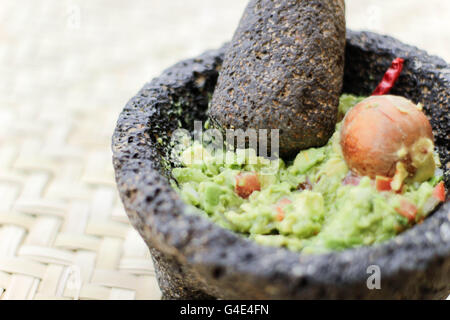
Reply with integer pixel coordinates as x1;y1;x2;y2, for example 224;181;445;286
0;0;449;300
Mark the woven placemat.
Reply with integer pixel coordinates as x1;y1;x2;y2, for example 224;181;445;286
0;0;247;300
0;117;160;300
0;90;161;300
0;0;249;299
0;0;169;300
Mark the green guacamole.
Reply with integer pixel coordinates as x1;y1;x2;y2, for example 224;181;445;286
172;95;443;253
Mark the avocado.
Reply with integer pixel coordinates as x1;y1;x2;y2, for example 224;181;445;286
209;0;346;158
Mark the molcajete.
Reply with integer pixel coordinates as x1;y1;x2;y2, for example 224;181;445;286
112;30;450;299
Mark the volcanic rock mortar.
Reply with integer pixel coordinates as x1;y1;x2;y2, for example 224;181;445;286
112;31;450;300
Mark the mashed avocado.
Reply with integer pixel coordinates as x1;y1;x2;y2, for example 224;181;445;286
172;95;443;253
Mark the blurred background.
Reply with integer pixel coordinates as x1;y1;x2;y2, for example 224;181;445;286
0;0;449;300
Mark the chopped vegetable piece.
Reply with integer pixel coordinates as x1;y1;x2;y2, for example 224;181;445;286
372;58;405;96
235;172;261;199
432;181;446;202
343;172;360;186
275;198;292;222
423;196;441;216
396;200;417;222
297;178;313;191
391;162;408;192
376;176;393;191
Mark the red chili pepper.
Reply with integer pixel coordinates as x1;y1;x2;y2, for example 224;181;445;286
372;58;405;96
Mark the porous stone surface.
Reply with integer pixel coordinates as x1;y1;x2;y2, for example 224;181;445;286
209;0;346;158
112;30;450;300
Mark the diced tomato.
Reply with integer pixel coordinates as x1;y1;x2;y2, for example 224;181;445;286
275;207;285;222
275;198;292;222
343;172;361;186
278;198;292;206
432;181;446;202
376;176;393;191
235;172;261;199
395;200;418;222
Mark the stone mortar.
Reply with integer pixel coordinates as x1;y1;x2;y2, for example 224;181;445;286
112;30;450;299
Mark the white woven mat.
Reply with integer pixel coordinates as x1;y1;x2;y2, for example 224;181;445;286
0;0;448;300
0;0;248;301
